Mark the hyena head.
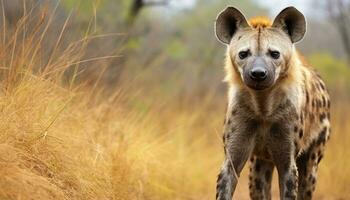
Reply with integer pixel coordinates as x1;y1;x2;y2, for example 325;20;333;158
215;7;306;90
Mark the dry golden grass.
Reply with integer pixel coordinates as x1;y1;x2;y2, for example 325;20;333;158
0;14;224;199
0;7;349;200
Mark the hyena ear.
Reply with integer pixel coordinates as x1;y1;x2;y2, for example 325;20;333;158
272;6;306;43
215;7;249;45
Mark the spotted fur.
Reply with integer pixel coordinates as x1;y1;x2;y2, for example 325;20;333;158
214;7;330;200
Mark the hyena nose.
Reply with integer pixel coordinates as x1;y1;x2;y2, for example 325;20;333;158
249;67;267;81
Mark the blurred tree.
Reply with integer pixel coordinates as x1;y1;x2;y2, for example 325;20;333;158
128;0;169;25
326;0;350;63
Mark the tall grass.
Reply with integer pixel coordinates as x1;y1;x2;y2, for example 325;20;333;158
0;3;349;200
0;7;224;200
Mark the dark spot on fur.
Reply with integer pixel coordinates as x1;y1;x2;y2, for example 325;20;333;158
255;162;261;172
294;141;298;150
255;178;262;191
225;133;230;144
317;127;327;145
317;155;323;164
317;82;322;90
294;142;299;156
319;113;326;122
294;125;298;133
320;82;325;90
296;151;309;176
286;179;295;191
327;100;330;108
306;91;309;104
270;122;289;139
265;170;272;182
231;109;237;115
322;96;326;107
317;99;321;108
309;176;316;184
299;129;304;138
306;190;312;197
217;172;223;181
311;153;316;160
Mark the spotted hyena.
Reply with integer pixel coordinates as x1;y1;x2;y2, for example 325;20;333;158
214;6;331;200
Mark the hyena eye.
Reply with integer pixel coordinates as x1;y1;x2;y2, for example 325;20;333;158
238;50;250;59
269;50;280;59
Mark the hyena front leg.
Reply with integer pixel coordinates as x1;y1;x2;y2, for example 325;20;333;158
216;118;257;200
249;157;274;200
268;122;298;200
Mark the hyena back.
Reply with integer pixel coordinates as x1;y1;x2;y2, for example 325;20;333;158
214;7;330;200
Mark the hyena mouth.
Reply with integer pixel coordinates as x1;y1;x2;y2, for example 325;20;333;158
245;81;273;90
243;67;275;90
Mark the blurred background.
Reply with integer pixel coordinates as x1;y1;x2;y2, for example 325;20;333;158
2;0;350;96
0;0;349;199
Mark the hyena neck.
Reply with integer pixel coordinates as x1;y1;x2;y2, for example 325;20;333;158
248;88;274;117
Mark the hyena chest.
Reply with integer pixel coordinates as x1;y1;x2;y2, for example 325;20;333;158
247;99;298;161
251;124;273;161
234;88;300;160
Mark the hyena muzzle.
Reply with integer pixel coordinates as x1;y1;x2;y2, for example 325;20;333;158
214;6;331;200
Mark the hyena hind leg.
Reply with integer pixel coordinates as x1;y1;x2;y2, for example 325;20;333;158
249;157;275;200
296;140;327;200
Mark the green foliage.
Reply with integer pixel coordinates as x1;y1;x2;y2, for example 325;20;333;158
308;53;350;87
126;38;142;50
165;40;188;59
61;0;131;27
61;0;97;18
